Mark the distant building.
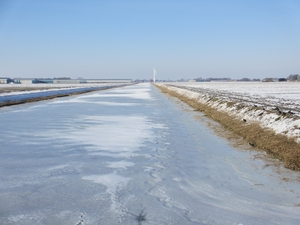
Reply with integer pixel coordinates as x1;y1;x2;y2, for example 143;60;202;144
210;79;229;82
85;79;132;83
36;79;54;84
13;78;35;84
278;78;287;82
0;77;12;84
53;79;82;84
12;78;133;84
262;78;277;82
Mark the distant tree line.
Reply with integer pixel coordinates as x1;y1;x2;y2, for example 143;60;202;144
287;74;299;81
189;74;299;83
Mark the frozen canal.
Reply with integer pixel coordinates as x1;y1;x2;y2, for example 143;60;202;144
0;83;299;225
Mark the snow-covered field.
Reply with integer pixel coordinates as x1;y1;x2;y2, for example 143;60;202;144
166;82;300;111
157;82;300;142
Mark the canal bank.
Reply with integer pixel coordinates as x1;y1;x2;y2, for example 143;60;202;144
0;84;131;107
154;83;300;171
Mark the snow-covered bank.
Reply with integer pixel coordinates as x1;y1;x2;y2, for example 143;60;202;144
155;82;300;143
0;83;130;107
155;82;300;170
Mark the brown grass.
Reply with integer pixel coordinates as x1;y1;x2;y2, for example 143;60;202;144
155;84;300;171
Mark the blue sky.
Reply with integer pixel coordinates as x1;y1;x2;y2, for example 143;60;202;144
0;0;299;80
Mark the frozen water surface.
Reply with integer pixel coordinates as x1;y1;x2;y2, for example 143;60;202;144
0;84;299;225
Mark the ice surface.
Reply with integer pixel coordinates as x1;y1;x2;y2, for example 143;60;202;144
50;98;138;106
0;83;299;225
107;161;135;169
83;173;131;212
36;115;157;153
82;173;131;195
93;87;153;99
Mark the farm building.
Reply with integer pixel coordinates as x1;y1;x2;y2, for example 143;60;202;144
13;78;38;84
53;79;83;84
85;79;132;83
0;77;12;84
12;78;133;84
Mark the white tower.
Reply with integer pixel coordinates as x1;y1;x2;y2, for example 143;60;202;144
153;68;156;82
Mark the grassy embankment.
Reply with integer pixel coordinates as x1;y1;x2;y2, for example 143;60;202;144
155;84;300;171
